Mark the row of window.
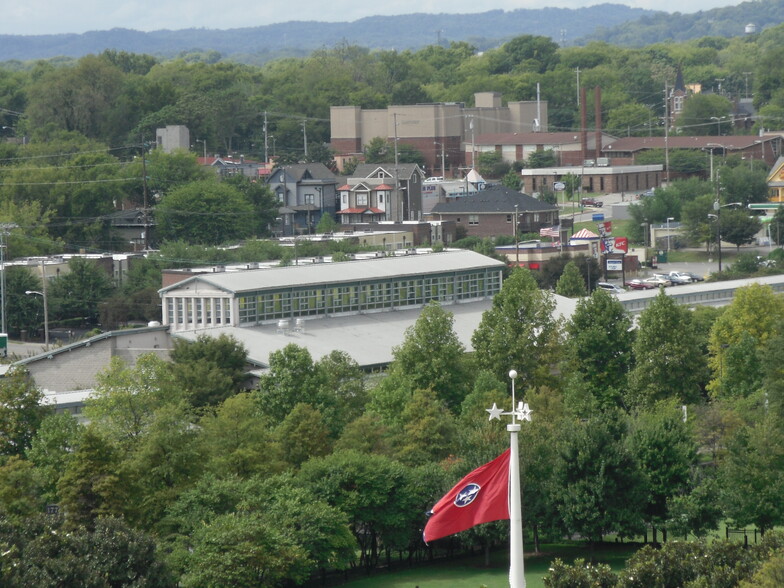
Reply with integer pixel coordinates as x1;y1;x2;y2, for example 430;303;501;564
166;297;232;327
236;270;501;324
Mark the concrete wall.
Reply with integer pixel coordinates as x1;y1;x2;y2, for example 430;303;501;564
21;328;173;394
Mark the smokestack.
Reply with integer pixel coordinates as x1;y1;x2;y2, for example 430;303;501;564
580;87;588;163
594;86;602;161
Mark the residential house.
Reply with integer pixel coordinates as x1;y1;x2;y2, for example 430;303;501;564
425;185;559;239
197;155;264;178
266;163;339;236
338;163;426;223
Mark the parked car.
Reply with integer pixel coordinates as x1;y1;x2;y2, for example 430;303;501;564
681;272;705;282
667;271;693;285
625;279;656;290
597;282;625;294
643;275;672;287
580;197;603;207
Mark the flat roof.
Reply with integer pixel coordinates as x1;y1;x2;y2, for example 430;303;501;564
173;294;578;369
159;250;505;296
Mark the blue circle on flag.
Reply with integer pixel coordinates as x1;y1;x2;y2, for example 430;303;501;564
454;483;481;507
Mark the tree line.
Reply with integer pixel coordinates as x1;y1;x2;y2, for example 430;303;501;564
1;269;783;584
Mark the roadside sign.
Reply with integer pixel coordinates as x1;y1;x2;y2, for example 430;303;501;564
553;182;565;191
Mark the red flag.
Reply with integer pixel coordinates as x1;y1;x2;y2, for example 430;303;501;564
423;449;510;543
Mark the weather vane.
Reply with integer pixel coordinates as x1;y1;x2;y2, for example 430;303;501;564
486;369;532;424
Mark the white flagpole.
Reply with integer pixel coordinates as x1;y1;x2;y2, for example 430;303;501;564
486;371;532;588
508;370;525;588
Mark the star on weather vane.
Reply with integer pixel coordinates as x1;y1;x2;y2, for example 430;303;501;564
485;369;532;424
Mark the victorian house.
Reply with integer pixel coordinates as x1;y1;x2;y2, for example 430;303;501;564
338;163;426;224
266;163;339;236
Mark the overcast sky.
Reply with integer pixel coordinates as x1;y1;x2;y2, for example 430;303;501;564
1;0;742;36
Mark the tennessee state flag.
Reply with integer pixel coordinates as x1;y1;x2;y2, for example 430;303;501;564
423;449;510;543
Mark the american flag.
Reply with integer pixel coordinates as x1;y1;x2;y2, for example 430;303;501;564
539;226;560;238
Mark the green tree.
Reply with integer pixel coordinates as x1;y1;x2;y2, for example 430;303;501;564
472;268;561;389
389;301;470;409
476;150;509;178
555;260;587;298
0;515;175;587
720;208;762;251
0;368;48;457
526;150;557;169
6;266;43;339
627;406;698;543
677;93;733;135
720;417;784;535
708;283;784;399
256;344;321;421
199;392;283;479
502;168;522;190
155;179;255;245
0;457;45;517
86;354;181;446
274;403;332;468
628;290;706;408
297;450;414;569
57;427;127;529
312;350;367;437
26;412;82;505
552;414;646;544
563;289;634;412
48;257;114;326
124;402;204;529
393;388;458;466
170;333;249;407
180;512;309;588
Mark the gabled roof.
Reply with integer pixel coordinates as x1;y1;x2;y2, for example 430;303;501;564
571;228;599;239
273;162;337;182
429;186;558;214
352;163;425;180
767;156;784;186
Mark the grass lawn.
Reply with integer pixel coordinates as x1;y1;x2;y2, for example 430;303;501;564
339;543;637;588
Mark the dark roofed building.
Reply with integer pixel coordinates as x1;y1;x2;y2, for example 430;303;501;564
602;135;779;169
425;186;558;238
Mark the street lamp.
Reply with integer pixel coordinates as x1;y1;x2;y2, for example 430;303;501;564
195;139;207;160
666;217;674;252
434;141;446;177
710;116;725;136
25;289;48;351
710;201;743;273
514;204;519;267
640;222;649;249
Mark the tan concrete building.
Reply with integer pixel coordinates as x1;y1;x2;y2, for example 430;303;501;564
330;92;547;176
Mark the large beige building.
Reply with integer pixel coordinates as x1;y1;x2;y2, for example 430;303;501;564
330;92;547;176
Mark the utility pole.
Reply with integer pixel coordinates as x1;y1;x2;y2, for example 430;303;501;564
263;111;269;164
664;83;670;184
141;138;150;250
0;223;17;338
301;119;308;159
575;67;581;107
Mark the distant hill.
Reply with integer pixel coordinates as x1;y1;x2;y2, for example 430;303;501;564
582;0;784;46
0;5;652;63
